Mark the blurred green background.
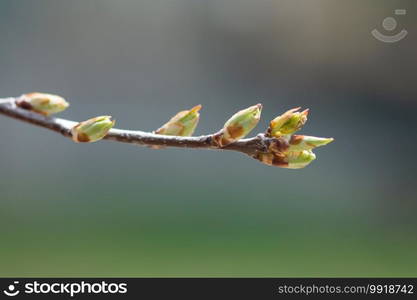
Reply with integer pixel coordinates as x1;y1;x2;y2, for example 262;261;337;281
1;0;416;277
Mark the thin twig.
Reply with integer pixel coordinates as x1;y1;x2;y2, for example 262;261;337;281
0;97;285;158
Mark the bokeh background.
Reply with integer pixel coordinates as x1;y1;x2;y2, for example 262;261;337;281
0;0;416;277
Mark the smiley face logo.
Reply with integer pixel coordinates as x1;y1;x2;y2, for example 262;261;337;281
3;281;20;297
372;9;407;43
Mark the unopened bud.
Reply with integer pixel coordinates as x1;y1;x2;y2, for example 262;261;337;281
284;150;316;169
71;116;115;143
155;105;201;136
256;149;316;169
17;92;69;115
214;104;262;147
288;135;334;151
268;107;308;137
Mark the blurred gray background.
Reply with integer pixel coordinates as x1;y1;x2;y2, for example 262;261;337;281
0;0;416;276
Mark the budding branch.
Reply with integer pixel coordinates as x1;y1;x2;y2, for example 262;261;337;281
0;97;285;158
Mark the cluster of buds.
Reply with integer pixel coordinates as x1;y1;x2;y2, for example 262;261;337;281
16;92;115;143
155;104;263;148
153;103;332;169
16;92;69;115
14;91;333;168
256;107;333;169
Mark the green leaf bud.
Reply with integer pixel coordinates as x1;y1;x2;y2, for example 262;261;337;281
71;116;115;143
214;104;262;147
288;135;334;151
155;105;201;136
284;150;316;169
268;107;308;137
256;149;316;169
16;92;69;115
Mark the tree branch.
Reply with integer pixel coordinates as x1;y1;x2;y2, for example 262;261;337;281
0;97;281;158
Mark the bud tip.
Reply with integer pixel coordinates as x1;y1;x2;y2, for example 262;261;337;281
190;104;202;113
